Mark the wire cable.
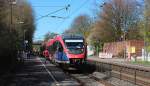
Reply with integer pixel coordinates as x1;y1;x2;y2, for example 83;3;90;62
36;4;70;21
32;6;65;7
55;0;89;34
68;0;89;18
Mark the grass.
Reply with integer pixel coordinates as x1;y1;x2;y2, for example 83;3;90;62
131;60;150;66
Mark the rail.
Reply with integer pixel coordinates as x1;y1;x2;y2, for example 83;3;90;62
88;59;150;86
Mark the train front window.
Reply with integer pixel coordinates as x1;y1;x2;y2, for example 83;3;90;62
66;42;84;48
65;40;84;54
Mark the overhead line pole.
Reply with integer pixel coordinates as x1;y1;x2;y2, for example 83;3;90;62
10;0;13;32
144;0;149;61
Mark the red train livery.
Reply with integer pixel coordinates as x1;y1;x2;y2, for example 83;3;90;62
45;35;87;65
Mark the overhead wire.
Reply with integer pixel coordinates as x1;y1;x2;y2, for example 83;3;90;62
55;0;90;34
33;1;70;40
34;2;71;34
68;0;90;18
36;4;70;21
35;0;90;39
54;0;72;33
31;6;65;7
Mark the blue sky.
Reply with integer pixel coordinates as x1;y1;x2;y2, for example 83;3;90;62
27;0;102;41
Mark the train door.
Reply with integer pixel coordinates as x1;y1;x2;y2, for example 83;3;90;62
53;41;63;61
57;41;63;61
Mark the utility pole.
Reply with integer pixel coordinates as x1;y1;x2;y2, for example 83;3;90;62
10;0;13;32
10;0;16;32
8;0;16;57
144;0;149;61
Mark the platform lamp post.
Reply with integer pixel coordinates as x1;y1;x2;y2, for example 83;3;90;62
18;21;25;50
23;29;27;51
18;21;26;51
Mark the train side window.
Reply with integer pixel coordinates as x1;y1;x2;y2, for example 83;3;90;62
53;41;58;52
58;42;63;52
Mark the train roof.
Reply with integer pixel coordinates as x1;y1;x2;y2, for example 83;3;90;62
46;39;54;47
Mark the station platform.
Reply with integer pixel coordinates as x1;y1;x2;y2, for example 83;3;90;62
87;56;150;72
87;56;150;86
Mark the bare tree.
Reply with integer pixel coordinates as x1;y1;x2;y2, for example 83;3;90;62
63;28;78;35
64;14;92;40
89;0;142;53
90;0;142;42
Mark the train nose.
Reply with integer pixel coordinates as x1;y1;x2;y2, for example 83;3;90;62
66;53;85;59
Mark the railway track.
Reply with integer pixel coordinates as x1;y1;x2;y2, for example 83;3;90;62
63;64;113;86
45;58;150;86
88;60;150;86
40;58;107;86
40;57;150;86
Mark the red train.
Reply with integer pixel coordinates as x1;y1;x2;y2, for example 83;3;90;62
44;34;87;66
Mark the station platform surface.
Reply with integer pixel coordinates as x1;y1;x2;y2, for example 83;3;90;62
87;56;150;71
